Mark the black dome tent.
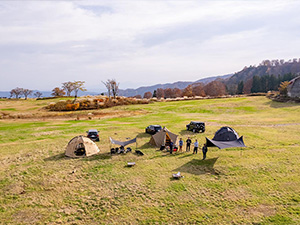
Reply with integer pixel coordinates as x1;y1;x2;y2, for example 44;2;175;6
206;127;246;149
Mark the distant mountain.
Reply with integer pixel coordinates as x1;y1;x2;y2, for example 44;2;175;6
119;74;232;97
226;59;300;86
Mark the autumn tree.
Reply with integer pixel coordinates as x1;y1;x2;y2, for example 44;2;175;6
173;88;182;98
156;88;164;99
10;87;23;99
182;85;193;97
243;78;253;94
133;95;142;99
143;91;152;99
62;81;75;96
73;81;86;99
34;91;43;98
164;88;174;98
22;89;33;100
192;83;205;96
278;81;290;96
51;87;65;97
203;81;227;96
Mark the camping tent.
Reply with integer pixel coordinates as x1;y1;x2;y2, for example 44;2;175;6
65;135;100;157
206;126;246;149
287;76;300;98
149;127;178;147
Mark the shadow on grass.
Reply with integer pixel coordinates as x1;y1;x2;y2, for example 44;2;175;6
82;152;112;161
173;157;219;175
178;129;194;136
44;152;112;161
44;153;68;161
265;100;299;108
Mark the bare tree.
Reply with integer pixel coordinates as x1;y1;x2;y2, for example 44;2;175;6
34;91;43;98
102;80;112;99
62;81;75;96
22;89;33;100
143;91;152;99
102;79;119;99
110;79;119;99
10;87;23;99
51;87;65;97
73;81;86;99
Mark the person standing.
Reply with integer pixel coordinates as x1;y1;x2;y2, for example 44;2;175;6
193;139;199;154
202;143;208;160
169;141;174;154
186;137;191;152
179;138;183;152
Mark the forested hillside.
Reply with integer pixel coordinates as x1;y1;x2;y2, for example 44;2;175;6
226;59;300;94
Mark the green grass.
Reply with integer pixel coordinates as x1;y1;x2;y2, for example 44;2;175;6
0;96;300;224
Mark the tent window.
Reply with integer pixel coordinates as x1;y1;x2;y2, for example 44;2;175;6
74;143;86;156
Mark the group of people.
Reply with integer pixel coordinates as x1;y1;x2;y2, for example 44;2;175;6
168;137;208;160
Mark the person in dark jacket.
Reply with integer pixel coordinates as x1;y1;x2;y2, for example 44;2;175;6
169;141;174;154
202;143;208;160
186;137;191;152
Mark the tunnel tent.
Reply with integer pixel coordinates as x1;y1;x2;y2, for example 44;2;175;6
65;135;100;157
149;127;178;147
206;126;246;149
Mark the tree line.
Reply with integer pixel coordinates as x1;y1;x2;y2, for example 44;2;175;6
139;73;297;99
9;79;120;100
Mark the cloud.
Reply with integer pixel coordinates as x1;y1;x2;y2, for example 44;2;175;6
1;1;300;91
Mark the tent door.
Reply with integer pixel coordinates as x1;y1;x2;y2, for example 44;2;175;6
74;143;86;156
165;133;171;146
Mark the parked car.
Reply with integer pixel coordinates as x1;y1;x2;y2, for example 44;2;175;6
86;129;100;142
145;125;162;135
186;121;205;133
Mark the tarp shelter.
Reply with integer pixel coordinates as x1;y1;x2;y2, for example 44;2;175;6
109;137;137;147
206;126;246;149
149;127;178;147
65;136;100;157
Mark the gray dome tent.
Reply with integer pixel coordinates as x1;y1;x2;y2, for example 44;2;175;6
206;127;246;149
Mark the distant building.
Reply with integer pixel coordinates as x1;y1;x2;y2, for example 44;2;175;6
287;76;300;98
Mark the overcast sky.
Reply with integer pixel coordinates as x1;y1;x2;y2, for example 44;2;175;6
0;0;300;91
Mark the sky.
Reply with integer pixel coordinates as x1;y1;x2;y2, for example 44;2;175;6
0;0;300;91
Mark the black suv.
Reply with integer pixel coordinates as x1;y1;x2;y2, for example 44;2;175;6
186;121;205;133
145;125;162;135
86;129;100;142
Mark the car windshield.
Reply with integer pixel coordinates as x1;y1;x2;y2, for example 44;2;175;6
88;132;98;135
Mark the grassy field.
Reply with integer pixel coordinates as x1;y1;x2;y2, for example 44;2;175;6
0;96;299;224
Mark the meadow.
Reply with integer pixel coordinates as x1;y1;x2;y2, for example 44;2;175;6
0;96;299;224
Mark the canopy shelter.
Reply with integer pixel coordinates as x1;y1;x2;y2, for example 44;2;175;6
65;135;100;157
206;126;246;149
149;127;178;147
109;137;137;147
